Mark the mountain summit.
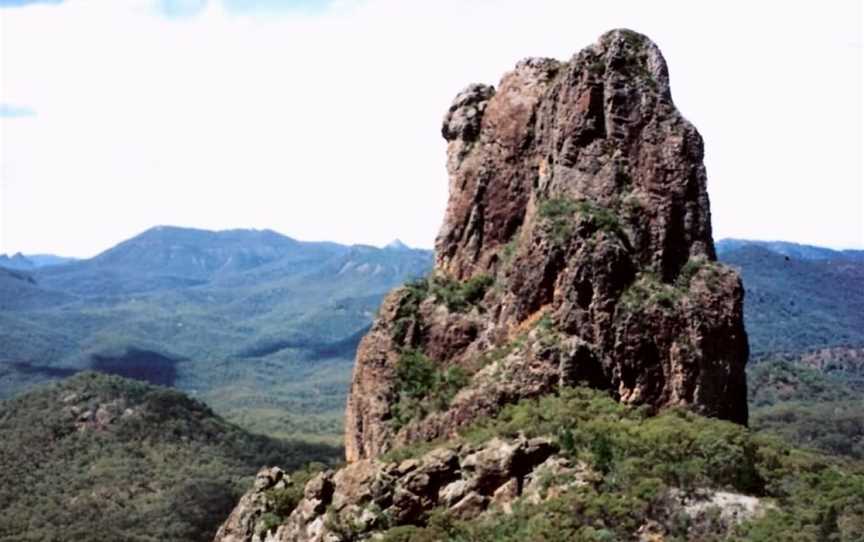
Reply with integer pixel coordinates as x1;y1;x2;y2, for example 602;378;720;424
345;27;748;463
216;29;754;542
384;239;411;251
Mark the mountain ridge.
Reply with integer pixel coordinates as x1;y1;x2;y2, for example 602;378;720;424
716;238;864;261
716;242;864;358
0;225;433;443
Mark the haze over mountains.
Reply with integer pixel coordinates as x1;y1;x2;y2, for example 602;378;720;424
0;252;76;271
0;226;432;440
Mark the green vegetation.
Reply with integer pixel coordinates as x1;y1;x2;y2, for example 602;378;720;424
615;30;659;91
392;278;431;344
619;258;729;316
535;312;560;345
257;464;327;536
677;256;708;288
538;197;579;242
748;360;857;407
500;239;518;265
390;350;470;429
391;273;492;344
0;372;341;542
430;274;494;312
747;360;864;460
586;56;606;77
378;387;864;542
617;272;681;313
538;197;623;244
673;256;728;293
752;399;864;461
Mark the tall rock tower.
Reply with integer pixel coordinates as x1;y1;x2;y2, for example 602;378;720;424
345;29;749;462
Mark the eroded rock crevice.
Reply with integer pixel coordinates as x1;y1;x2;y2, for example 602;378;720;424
344;29;748;464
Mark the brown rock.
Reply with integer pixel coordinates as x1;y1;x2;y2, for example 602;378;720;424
491;478;520;512
461;438;518;494
439;479;470;508
213;467;284;542
345;28;748;463
255;467;285;491
448;492;489;519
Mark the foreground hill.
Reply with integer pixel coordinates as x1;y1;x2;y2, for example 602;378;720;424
0;372;340;542
0;226;432;440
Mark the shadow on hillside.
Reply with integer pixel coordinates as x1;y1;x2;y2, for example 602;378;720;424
90;348;179;387
306;326;370;361
240;325;371;361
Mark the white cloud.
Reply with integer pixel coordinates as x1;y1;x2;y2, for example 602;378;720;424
0;0;861;257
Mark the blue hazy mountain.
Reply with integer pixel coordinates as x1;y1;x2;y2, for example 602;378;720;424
0;226;433;439
717;239;864;358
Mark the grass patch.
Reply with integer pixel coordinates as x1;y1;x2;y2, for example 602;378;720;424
617;272;681;314
392;278;430;343
676;256;727;292
538;197;623;244
390;350;470;430
391;274;494;343
430;274;494;312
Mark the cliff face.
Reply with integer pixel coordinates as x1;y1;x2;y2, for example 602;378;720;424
214;28;752;542
345;28;748;463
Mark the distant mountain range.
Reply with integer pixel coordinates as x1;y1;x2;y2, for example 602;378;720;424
0;226;432;440
0;252;77;270
716;239;864;360
717;239;864;262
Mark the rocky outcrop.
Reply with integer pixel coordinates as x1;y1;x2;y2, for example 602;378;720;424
214;467;289;542
345;28;748;462
240;435;571;542
217;435;768;542
215;28;752;542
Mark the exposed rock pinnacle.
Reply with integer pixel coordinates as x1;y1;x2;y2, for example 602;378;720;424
345;28;748;463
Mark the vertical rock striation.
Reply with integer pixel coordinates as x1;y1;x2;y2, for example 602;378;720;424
345;29;748;463
214;28;753;542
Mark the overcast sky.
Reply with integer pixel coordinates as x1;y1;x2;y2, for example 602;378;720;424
1;0;861;257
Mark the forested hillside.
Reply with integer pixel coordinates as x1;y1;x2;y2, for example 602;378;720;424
0;372;341;542
0;226;431;441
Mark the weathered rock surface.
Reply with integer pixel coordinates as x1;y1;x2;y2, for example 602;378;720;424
214;467;289;542
224;435;563;542
345;28;748;463
215;437;767;542
637;489;772;542
216;28;752;542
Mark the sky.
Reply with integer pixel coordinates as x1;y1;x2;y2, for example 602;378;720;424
0;0;861;258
